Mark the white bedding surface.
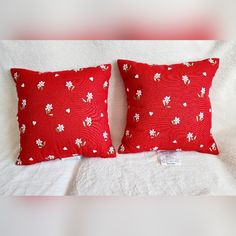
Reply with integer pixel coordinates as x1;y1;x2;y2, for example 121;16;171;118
0;40;236;195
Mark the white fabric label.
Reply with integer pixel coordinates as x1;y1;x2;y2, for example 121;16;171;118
158;152;181;166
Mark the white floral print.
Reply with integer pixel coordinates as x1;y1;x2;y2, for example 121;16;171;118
56;124;64;132
119;145;125;152
108;146;115;154
149;129;159;138
123;64;130;72
209;143;217;152
100;64;109;71
209;58;216;64
153;73;161;82
162;96;171;108
86;92;93;102
103;131;108;141
183;62;193;67
21;99;26;110
82;92;92;103
182;75;190;85
37;81;45;90
135;90;142;100
103;81;108;89
36;138;46;148
14;72;19;81
83;92;93;103
125;130;132;138
171;117;180;125
176;148;182;152
46;155;55;160
20;124;26;134
198;87;206;98
186;132;196;142
83;117;92;127
152;146;159;151
75;138;86;148
73;68;83;72
66;81;75;90
45;104;53;115
133;113;140;122
196;112;204;122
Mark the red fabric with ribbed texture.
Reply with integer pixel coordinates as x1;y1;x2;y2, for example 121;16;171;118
117;58;219;155
11;64;116;165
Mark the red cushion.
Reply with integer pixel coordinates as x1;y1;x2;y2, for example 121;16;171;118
117;58;219;155
11;64;116;165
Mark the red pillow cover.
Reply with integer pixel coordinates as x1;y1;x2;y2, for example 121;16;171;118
11;64;116;165
117;58;219;155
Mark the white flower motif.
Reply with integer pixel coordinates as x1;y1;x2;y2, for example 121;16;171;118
125;130;132;138
183;62;193;67
75;138;86;148
123;64;129;71
36;138;46;148
186;132;196;142
46;155;55;160
154;73;161;82
37;81;45;90
149;129;159;138
66;81;75;90
14;72;19;81
196;112;204;122
73;68;83;72
171;117;180;125
45;104;53;115
209;143;217;152
75;138;82;147
162;96;171;107
83;117;92;127
209;58;216;64
103;131;108;141
182;75;190;85
21;99;26;110
100;64;109;71
86;92;93;102
20;124;26;134
198;87;206;98
135;90;142;100
103;81;108;89
133;113;140;122
82;92;93;103
108;146;114;154
119;145;125;152
187;132;193;142
199;112;204;121
56;124;64;132
152;146;159;151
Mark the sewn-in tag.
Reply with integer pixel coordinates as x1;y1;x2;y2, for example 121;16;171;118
158;152;181;166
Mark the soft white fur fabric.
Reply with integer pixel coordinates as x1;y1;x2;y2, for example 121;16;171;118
0;40;235;195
